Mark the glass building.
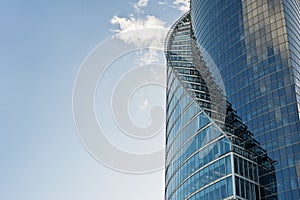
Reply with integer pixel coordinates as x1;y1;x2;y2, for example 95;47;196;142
165;0;300;199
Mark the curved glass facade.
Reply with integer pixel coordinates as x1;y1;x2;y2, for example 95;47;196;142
165;13;234;200
165;12;276;200
190;0;300;199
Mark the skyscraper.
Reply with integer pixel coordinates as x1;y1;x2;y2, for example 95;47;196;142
165;1;300;199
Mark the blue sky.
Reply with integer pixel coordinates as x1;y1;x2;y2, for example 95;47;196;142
0;0;188;199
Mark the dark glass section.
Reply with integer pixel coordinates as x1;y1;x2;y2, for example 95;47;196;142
191;0;300;199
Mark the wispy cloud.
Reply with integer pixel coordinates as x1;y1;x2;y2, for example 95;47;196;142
158;1;167;6
110;15;167;47
111;14;168;65
172;0;190;12
139;99;149;111
133;0;149;13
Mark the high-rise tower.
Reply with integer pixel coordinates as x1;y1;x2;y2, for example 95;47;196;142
165;12;276;200
166;0;300;199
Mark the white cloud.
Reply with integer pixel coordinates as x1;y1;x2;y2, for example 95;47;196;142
173;0;190;12
111;15;165;33
109;0;190;65
110;14;168;65
133;0;149;12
